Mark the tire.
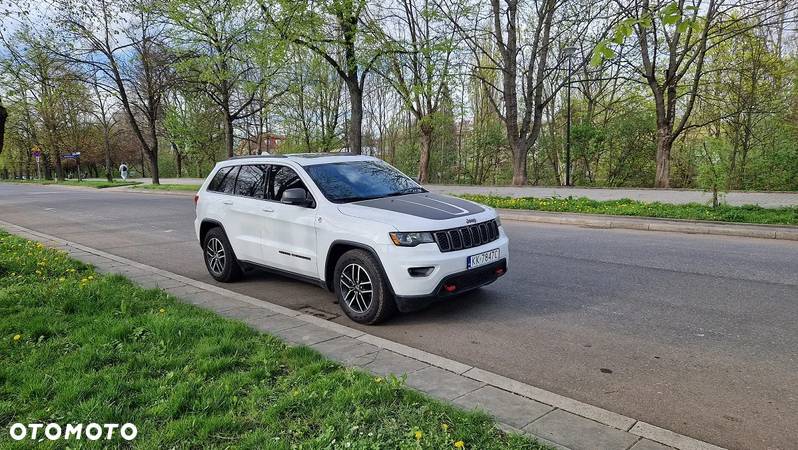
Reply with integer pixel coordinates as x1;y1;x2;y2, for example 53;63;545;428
202;227;242;282
333;249;396;325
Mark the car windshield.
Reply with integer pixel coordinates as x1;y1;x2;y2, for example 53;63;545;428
304;160;426;203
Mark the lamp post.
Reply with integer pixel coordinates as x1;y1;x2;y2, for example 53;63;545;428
562;47;577;187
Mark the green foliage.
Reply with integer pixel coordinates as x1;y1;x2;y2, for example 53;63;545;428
462;195;798;225
0;230;545;448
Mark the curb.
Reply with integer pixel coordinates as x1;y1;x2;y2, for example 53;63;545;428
0;219;727;450
498;209;798;241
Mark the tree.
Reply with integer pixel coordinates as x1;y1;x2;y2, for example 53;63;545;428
605;0;782;187
268;0;382;154
375;0;459;182
52;0;172;184
166;0;284;158
444;0;610;185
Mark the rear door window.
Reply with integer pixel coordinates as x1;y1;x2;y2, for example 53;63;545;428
207;166;232;192
234;165;268;198
217;166;239;195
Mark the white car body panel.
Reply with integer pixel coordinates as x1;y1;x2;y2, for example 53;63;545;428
194;154;508;308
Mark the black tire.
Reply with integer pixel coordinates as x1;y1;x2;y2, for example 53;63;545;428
333;249;396;324
202;227;242;282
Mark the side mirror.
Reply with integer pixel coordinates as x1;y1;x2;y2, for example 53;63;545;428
281;188;313;207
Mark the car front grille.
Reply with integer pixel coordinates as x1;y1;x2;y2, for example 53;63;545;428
433;219;500;253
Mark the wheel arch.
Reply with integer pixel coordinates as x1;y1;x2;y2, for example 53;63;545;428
199;219;227;247
324;240;395;295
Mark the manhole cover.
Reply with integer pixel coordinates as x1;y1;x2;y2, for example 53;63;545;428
298;306;339;320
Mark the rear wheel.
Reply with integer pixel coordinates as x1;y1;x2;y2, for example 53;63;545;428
334;249;396;324
203;227;242;282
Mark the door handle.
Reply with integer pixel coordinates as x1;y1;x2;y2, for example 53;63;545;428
262;208;274;213
222;201;233;205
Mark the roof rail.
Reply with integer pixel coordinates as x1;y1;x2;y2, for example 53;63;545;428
226;154;286;160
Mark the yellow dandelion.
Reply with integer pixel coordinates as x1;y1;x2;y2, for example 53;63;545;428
35;270;42;275
80;278;87;283
58;277;65;282
87;275;94;280
414;431;423;440
374;376;383;383
13;334;21;342
159;308;166;314
454;441;465;448
441;423;449;432
292;389;300;397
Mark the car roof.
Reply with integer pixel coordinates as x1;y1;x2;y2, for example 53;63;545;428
225;153;379;167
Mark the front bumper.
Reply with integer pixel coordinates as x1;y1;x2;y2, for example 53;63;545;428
376;230;509;312
393;258;507;312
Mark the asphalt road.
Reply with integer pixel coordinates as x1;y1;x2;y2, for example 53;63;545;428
2;183;796;450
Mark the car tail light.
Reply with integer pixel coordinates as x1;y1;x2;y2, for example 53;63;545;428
443;284;457;293
193;194;199;207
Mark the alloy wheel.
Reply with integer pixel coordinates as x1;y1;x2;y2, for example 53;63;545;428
206;237;226;276
340;263;373;313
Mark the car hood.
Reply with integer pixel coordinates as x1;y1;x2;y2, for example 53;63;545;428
337;193;493;230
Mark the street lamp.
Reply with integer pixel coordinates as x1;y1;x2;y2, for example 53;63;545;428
562;46;577;187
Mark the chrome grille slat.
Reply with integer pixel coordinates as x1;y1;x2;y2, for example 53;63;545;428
433;219;500;253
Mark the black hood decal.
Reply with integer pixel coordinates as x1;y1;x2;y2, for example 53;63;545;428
353;193;484;220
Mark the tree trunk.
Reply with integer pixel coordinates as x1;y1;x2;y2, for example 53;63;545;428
148;150;160;185
53;150;64;182
418;121;433;183
103;128;113;182
348;82;363;154
0;103;7;155
510;137;527;186
173;143;182;178
224;114;235;158
654;127;672;188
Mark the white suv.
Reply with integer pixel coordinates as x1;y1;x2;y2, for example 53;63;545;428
194;154;509;324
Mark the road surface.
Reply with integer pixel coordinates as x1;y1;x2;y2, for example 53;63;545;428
1;183;796;450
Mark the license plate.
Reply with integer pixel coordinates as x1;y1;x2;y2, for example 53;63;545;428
467;248;500;269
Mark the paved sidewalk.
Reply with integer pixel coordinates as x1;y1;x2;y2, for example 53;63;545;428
499;209;798;241
428;185;798;208
1;219;726;450
91;178;798;208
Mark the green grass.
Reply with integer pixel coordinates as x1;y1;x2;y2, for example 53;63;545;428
0;231;543;449
131;183;201;192
1;179;141;189
462;195;798;226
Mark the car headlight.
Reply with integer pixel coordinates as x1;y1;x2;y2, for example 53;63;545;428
389;232;435;247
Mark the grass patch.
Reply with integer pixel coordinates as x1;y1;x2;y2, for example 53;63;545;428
131;183;201;192
0;230;543;449
1;179;141;189
462;195;798;226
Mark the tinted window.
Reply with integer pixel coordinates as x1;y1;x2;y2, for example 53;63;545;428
208;166;232;192
270;165;308;201
217;166;239;194
235;165;268;198
304;160;424;203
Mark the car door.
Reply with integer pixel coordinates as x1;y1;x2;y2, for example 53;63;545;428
261;163;319;278
225;164;271;264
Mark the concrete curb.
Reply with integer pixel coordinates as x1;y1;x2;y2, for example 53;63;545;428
0;219;727;450
499;209;798;241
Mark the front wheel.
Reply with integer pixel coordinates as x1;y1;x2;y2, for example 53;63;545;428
203;227;242;282
334;249;396;324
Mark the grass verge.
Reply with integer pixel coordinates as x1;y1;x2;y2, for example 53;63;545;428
131;183;201;192
0;230;543;449
462;195;798;226
1;179;141;189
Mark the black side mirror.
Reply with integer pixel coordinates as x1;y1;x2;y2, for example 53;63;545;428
281;188;313;207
